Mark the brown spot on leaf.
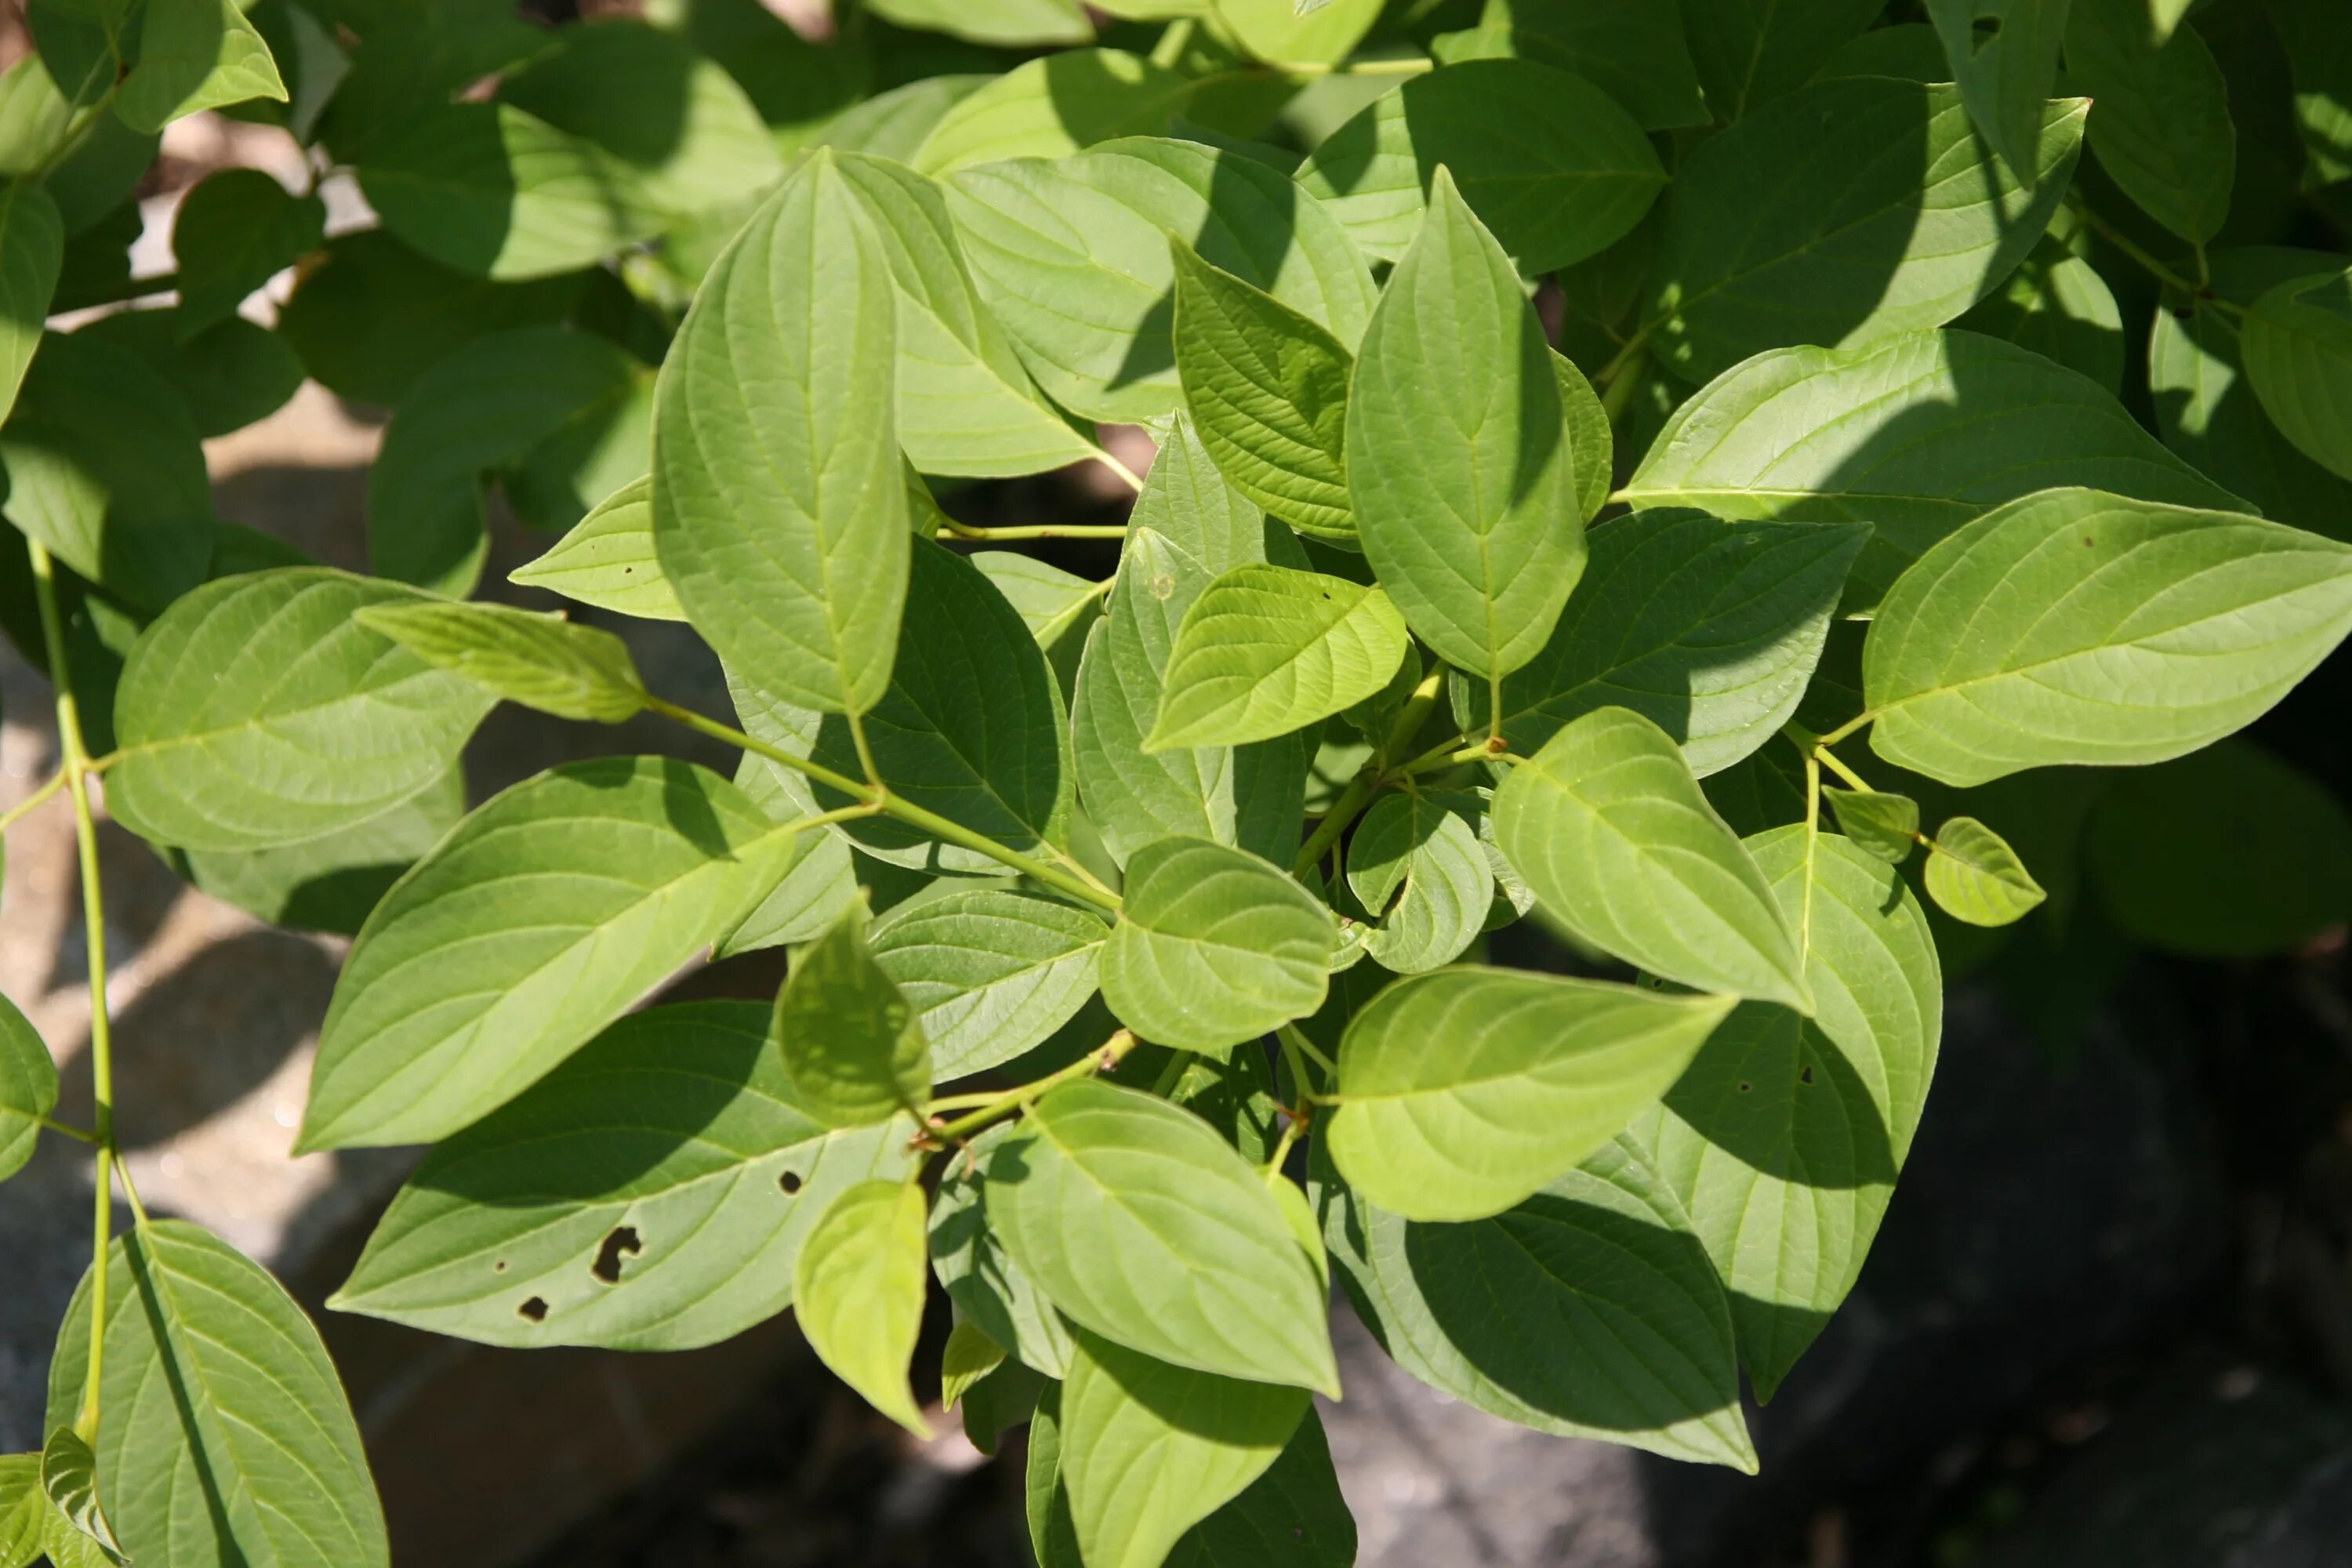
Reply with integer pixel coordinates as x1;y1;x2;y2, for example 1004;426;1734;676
779;1170;804;1195
518;1297;549;1323
591;1225;642;1284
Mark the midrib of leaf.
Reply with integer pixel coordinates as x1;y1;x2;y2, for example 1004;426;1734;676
1032;1120;1279;1307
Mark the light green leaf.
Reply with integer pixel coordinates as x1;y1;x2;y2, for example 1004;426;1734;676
1347;167;1582;681
180;765;466;938
912;49;1195;175
2241;267;2352;483
1926;0;2067;182
1296;58;1665;274
942;1319;1007;1412
815;77;993;163
992;1078;1339;1391
1130;412;1307;576
1326;967;1734;1221
866;0;1093;47
1922;815;2045;926
1823;787;1919;864
1319;1133;1756;1468
299;757;804;1151
106;568;495;852
1344;793;1493;974
1494;706;1813;1010
1642;78;2086;384
775;905;931;1127
1862;488;2352;786
870;888;1107;1080
1955;232;2126;395
0;1454;39;1568
931;1121;1078;1377
832;151;1104;479
795;1179;933;1435
1146;564;1408;750
1472;0;1709;129
0;989;56;1183
2061;0;2234;243
1170;240;1354;541
1060;1330;1308;1568
354;600;645;724
0;181;61;425
170;167;324;336
1073;529;1308;869
509;476;685;622
116;0;287;132
38;1430;121;1566
1635;828;1941;1397
655;150;907;715
1461;512;1866;777
1210;0;1380;66
46;1221;387;1567
1100;836;1333;1053
1621;329;2254;612
1555;349;1613;523
1679;0;1888;121
947;136;1376;423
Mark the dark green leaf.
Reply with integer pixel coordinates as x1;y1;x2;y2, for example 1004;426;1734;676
0;989;58;1182
2062;0;2234;242
2240;267;2352;482
1473;0;1710;129
1926;0;2069;183
74;309;305;437
0;180;62;425
1678;0;1888;121
1823;787;1919;864
116;0;288;133
1955;232;2126;395
170;166;325;334
180;765;466;937
775;906;932;1127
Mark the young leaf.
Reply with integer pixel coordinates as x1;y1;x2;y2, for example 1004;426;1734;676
171;167;325;336
509;475;686;622
1493;707;1813;1011
1863;489;2352;786
1129;412;1307;577
1295;58;1666;273
1622;329;2255;611
0;180;61;425
45;1221;389;1567
1823;787;1920;865
1214;0;1381;66
354;601;646;724
941;1319;1008;1413
0;990;58;1183
870;888;1107;1080
1461;512;1867;777
116;0;288;132
1925;0;2069;183
1555;350;1613;523
1058;1330;1309;1568
37;1429;120;1566
1319;1134;1756;1469
1170;239;1355;541
775;906;932;1127
794;1179;933;1436
1679;0;1889;121
989;1079;1340;1392
2061;0;2235;244
299;757;806;1151
911;49;1196;174
1346;168;1582;681
2240;267;2352;482
1099;836;1334;1054
1344;793;1493;974
1637;829;1941;1397
931;1122;1077;1377
106;569;496;852
655;148;909;715
1642;78;2085;383
1325;967;1735;1221
1146;564;1409;750
1922;815;2047;927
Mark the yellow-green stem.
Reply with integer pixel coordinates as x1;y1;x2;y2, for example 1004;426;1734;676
1814;746;1874;794
927;1029;1139;1146
0;768;67;834
942;522;1131;542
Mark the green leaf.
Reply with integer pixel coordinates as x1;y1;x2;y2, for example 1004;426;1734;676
816;76;994;163
1635;826;1941;1398
1170;239;1355;541
1146;564;1408;750
358;103;662;279
655;150;907;715
1462;512;1866;777
1926;0;2069;183
1325;967;1734;1221
106;568;495;852
1472;0;1710;129
1130;412;1306;576
795;1178;933;1436
1073;528;1308;869
75;308;303;437
1319;1133;1755;1468
1059;1330;1308;1568
116;0;288;132
1494;706;1813;1010
870;888;1108;1081
1100;836;1333;1053
1;329;212;611
931;1121;1078;1377
727;539;1073;873
2241;267;2352;483
47;1221;388;1567
831;151;1105;479
1955;232;2126;396
354;600;645;724
712;773;858;960
1555;349;1613;523
509;475;685;622
947;136;1376;423
0;181;61;426
299;756;805;1150
1621;329;2254;612
0;1454;39;1568
2087;739;2352;956
1862;488;2352;786
1347;167;1582;681
1678;0;1889;121
2266;0;2352;189
1296;58;1666;274
38;1431;122;1566
912;49;1196;174
1642;78;2086;384
368;325;650;597
1211;0;1381;67
1344;792;1494;974
170;167;325;336
0;989;57;1181
180;765;466;938
866;0;1092;47
970;550;1106;690
940;1319;1006;1414
989;1078;1340;1392
1922;815;2046;927
2061;0;2234;243
775;906;932;1127
1823;787;1919;865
